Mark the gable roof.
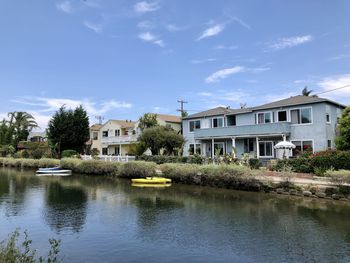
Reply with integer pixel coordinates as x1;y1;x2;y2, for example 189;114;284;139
184;95;346;120
104;120;136;128
155;113;181;123
90;124;102;131
252;95;346;111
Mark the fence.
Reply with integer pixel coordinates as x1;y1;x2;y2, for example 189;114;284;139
81;155;136;162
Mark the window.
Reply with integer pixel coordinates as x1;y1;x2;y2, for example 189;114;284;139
278;111;287;122
102;131;108;137
291;140;313;156
189;120;201;132
227;115;236;126
327;140;332;149
115;129;120;136
259;141;273;157
214;143;224;155
291;108;312;124
189;144;202;155
102;148;108;155
212;117;224;128
257;112;272;124
244;139;254;153
92;132;98;140
326;113;331;123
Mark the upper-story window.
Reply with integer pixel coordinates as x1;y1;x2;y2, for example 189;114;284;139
257;112;272;124
227;115;236;126
277;111;287;122
102;131;108;137
326;113;331;123
212;117;224;128
291;108;312;124
115;129;120;136
189;120;201;132
92;132;98;140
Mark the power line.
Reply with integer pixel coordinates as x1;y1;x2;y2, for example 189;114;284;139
314;84;350;96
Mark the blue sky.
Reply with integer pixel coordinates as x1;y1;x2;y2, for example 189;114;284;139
1;0;350;129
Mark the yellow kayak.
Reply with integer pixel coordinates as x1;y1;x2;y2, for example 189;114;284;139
132;183;171;188
131;177;172;184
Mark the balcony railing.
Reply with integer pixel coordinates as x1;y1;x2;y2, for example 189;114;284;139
101;134;138;144
193;122;291;138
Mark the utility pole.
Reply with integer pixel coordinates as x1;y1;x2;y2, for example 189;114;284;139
177;100;188;117
95;116;104;125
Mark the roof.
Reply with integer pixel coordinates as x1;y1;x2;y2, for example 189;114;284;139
155;113;181;123
184;95;346;119
252;95;346;111
90;124;102;131
183;106;251;119
105;120;136;128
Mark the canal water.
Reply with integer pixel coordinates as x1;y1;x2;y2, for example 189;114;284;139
0;167;349;263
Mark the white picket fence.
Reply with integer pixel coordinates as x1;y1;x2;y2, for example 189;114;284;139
81;155;136;162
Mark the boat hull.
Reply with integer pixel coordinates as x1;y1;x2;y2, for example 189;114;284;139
131;177;171;184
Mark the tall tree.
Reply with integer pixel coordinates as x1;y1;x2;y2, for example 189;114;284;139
47;106;89;156
335;106;350;150
138;126;184;155
138;113;158;130
301;86;313;96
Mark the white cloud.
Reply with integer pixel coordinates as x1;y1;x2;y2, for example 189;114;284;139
83;21;103;33
318;74;350;96
328;54;350;60
165;24;183;32
214;45;238;50
205;66;269;83
56;1;73;14
230;16;251;30
82;0;102;8
134;1;160;13
269;35;313;50
197;24;225;40
190;58;217;64
198;92;213;97
137;20;155;29
138;32;164;47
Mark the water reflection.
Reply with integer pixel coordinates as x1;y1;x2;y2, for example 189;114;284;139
44;182;87;233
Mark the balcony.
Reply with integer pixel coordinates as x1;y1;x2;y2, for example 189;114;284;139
193;122;291;138
101;134;138;145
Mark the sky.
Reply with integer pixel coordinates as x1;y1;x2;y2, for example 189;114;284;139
0;0;350;130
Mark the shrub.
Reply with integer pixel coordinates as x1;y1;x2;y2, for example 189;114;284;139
22;150;30;159
272;157;312;173
326;169;350;185
61;149;78;158
31;148;45;159
90;148;100;159
136;155;205;165
248;158;261;169
310;150;350;171
118;161;157;178
60;158;120;175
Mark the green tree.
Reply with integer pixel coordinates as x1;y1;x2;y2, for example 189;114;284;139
301;86;313;96
138;113;158;130
336;106;350;150
138;126;184;155
47;106;89;156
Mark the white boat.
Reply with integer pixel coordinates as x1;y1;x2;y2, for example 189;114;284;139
36;168;72;177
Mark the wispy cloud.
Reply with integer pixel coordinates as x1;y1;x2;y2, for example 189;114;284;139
56;1;73;14
137;20;155;29
318;74;350;96
268;35;313;50
190;58;217;64
83;21;103;33
138;32;164;47
214;44;238;50
328;54;350;60
197;24;225;40
82;0;102;8
205;66;270;83
230;16;251;30
165;24;184;32
134;1;160;14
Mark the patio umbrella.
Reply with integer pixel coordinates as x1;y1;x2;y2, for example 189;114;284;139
274;141;296;159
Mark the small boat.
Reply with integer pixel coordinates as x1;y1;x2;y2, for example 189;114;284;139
131;177;172;184
36;167;72;177
131;183;171;188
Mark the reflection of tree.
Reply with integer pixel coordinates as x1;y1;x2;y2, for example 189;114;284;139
134;196;183;228
44;182;87;233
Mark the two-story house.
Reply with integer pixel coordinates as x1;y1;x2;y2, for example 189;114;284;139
183;95;346;159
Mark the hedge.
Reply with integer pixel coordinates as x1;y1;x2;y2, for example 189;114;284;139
136;155;204;164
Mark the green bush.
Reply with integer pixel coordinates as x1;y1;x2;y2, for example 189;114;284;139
325;169;350;185
0;157;59;168
136;155;205;164
60;158;120;175
159;163;264;191
310;150;350;171
248;158;261;170
31;148;45;159
118;161;157;178
272;157;312;173
61;149;78;158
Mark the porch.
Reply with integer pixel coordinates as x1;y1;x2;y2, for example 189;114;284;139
194;134;288;160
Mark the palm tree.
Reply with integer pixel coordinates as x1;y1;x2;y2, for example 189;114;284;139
7;112;38;145
301;86;313;96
